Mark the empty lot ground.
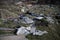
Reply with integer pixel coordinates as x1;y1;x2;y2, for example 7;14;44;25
0;34;28;40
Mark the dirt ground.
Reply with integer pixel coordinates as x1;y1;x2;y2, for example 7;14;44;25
0;34;28;40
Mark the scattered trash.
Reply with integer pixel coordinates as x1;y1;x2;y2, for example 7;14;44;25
32;16;48;26
46;17;55;24
16;26;30;35
26;11;37;16
35;17;44;20
33;30;48;36
39;14;45;17
16;1;23;5
16;25;48;36
21;7;28;13
20;17;34;24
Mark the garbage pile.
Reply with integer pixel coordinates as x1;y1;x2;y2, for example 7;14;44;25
13;9;60;36
15;24;48;36
0;1;60;36
1;7;59;36
20;11;55;24
13;11;60;36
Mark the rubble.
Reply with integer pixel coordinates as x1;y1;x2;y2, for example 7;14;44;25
20;17;34;24
16;25;48;36
16;26;30;35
